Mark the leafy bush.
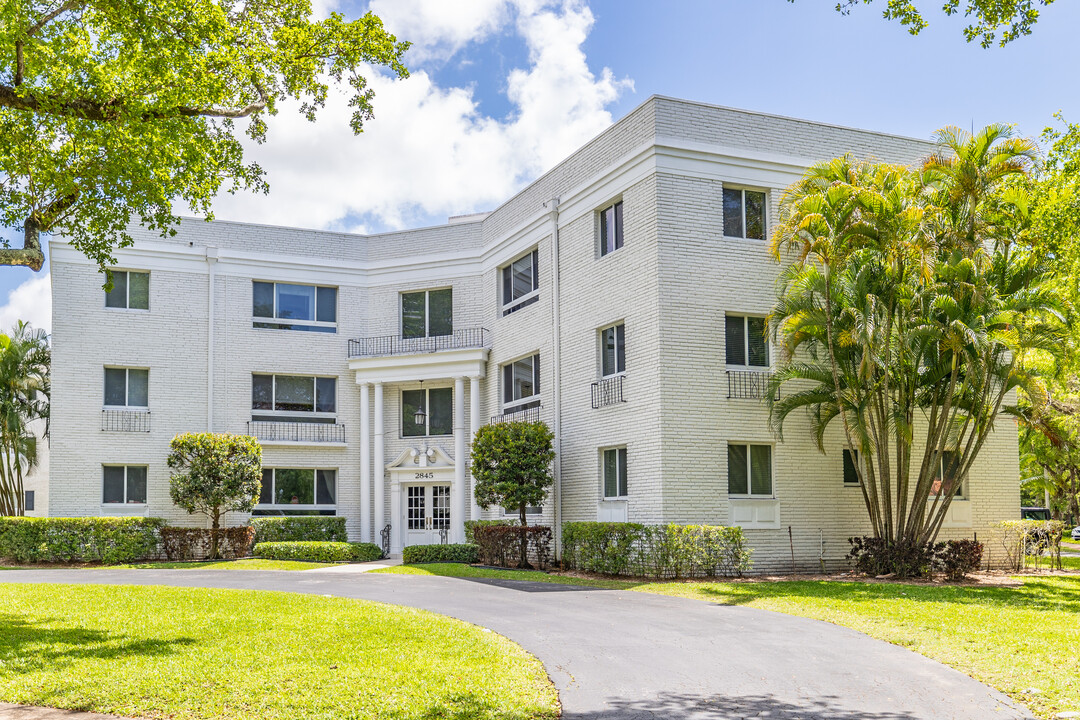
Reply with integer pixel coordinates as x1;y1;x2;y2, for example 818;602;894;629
0;517;166;564
936;539;984;580
992;519;1065;571
464;519;514;544
253;541;383;563
473;525;552;569
249;516;347;544
402;543;479;564
847;536;938;577
161;527;255;561
561;522;752;578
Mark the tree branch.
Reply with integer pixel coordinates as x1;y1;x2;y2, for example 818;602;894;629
27;0;84;37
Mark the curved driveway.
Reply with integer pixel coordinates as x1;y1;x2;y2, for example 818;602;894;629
0;569;1031;720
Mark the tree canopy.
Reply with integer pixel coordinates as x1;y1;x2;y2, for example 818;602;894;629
471;421;555;527
0;0;409;275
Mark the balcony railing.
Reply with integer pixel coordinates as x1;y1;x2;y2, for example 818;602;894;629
247;421;346;444
348;327;491;358
102;409;151;432
726;370;777;400
591;375;626;409
489;405;542;425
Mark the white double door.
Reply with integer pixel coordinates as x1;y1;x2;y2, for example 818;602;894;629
404;483;452;546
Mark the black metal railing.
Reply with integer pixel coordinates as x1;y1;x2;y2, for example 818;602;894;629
348;327;491;358
591;375;626;409
246;421;346;443
726;370;777;400
489;405;542;425
102;409;151;432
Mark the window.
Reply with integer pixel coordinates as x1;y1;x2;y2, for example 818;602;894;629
931;450;965;498
252;281;337;333
600;323;626;377
402;387;453;437
502;354;540;411
728;444;773;497
104;367;149;407
105;271;150;310
503;505;543;517
252;375;336;421
103;465;147;504
723;188;766;240
258;468;336;507
402;288;453;339
603;447;628;498
24;490;34;511
725;315;769;367
599;201;624;256
843;449;860;486
502;249;539;314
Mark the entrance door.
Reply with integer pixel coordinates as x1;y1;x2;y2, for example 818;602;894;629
404;484;452;546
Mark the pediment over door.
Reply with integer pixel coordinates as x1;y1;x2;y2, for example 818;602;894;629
386;445;455;472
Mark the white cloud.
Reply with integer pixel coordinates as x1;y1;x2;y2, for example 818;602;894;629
0;274;51;334
368;0;510;62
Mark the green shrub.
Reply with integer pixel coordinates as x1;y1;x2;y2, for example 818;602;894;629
249;516;347;544
253;541;383;563
161;527;255;561
473;525;552;569
561;522;752;578
464;519;514;544
935;539;984;580
0;517;166;564
847;536;937;577
402;543;479;564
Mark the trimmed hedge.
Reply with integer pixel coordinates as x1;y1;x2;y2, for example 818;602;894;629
561;522;753;578
249;516;348;544
464;519;514;544
402;543;479;564
161;527;255;561
0;517;166;564
253;541;383;563
473;525;552;569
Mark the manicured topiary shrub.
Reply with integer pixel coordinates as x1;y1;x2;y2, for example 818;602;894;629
253;541;382;563
464;519;514;544
249;516;347;544
473;525;552;569
402;543;479;564
0;517;166;564
561;522;752;578
161;527;255;561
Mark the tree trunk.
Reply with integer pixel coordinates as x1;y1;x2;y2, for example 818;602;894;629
518;502;531;569
210;510;221;560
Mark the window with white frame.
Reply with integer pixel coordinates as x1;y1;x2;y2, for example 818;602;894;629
502;354;540;411
105;271;150;310
600;323;626;377
603;447;628;498
402;288;453;339
503;504;543;516
725;315;769;367
103;465;147;504
599;201;624;256
402;386;453;437
253;281;337;333
930;450;965;499
728;443;773;497
723;187;766;240
104;367;149;408
252;374;336;421
502;249;539;315
843;448;860;486
257;468;336;509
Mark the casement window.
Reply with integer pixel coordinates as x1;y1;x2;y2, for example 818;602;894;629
105;271;150;310
931;450;965;498
104;367;149;408
502;354;540;411
257;468;336;507
251;374;336;421
725;315;769;367
103;465;147;504
603;447;628;498
843;449;860;486
727;443;773;497
402;288;453;339
402;387;453;437
600;323;626;377
502;249;539;315
599;201;624;256
24;490;34;512
253;281;337;333
723;188;766;240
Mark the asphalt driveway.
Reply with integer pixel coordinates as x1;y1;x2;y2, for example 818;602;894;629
0;569;1032;720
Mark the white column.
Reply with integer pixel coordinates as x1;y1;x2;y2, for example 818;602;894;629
469;376;482;520
374;382;385;546
453;376;467;543
359;382;371;543
390;482;402;554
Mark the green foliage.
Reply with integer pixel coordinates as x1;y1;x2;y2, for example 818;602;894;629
464;519;515;543
160;526;254;561
0;1;409;273
471;421;555;526
402;543;479;564
0;321;48;516
992;519;1066;570
253;541;382;563
0;516;164;564
936;539;984;580
472;525;553;569
249;516;347;544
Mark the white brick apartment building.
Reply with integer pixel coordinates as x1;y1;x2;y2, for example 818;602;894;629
48;96;1021;570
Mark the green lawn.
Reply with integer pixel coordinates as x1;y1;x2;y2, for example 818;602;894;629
0;584;558;720
0;559;336;571
378;564;1080;719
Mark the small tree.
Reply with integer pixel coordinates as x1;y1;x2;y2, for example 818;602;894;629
167;433;262;559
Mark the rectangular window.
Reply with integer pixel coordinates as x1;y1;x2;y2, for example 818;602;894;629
24;490;34;511
258;468;336;507
252;281;337;333
931;450;964;498
843;449;860;486
725;315;769;367
599;201;624;256
402;387;453;437
105;271;150;310
502;249;540;314
104;367;149;408
603;447;628;498
103;465;147;504
727;444;772;497
503;505;543;516
402;288;453;339
502;354;540;411
251;375;336;420
723;188;766;240
600;323;626;377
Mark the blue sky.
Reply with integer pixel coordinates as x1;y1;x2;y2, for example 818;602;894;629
2;0;1077;326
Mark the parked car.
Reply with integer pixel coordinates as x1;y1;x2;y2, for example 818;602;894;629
1071;526;1080;541
1021;506;1052;521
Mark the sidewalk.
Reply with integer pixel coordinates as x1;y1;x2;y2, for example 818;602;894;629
302;557;402;574
0;704;126;720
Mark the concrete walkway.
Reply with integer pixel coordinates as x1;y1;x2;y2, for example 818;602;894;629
0;569;1033;720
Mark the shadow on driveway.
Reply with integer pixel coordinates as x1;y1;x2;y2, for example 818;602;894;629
565;691;935;719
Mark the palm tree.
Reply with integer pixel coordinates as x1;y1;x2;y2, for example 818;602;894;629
0;321;50;516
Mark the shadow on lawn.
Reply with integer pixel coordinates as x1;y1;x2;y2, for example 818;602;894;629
560;691;931;719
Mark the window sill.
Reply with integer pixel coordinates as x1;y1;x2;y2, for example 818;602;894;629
103;307;150;314
729;497;780;529
502;292;540;316
252;320;338;334
100;503;149;515
722;235;767;243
